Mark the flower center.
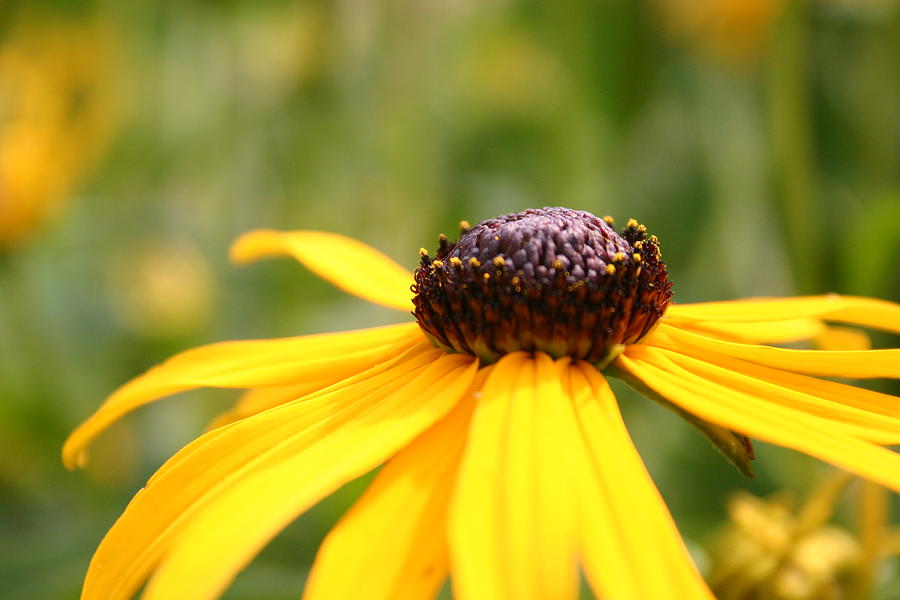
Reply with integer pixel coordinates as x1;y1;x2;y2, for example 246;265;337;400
412;207;673;364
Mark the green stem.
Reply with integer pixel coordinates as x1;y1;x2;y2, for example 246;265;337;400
768;2;822;293
607;364;755;478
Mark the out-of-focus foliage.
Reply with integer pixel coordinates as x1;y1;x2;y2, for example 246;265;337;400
0;0;897;599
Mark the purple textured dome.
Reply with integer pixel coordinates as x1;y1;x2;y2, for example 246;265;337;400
412;207;672;363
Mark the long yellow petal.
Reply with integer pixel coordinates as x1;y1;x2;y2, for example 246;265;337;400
230;229;414;311
649;347;900;444
81;345;441;600
639;339;900;421
207;383;327;430
652;323;899;379
450;353;580;600
303;370;487;600
666;295;900;334
141;352;478;600
670;318;826;344
568;363;714;600
618;352;900;493
63;323;423;469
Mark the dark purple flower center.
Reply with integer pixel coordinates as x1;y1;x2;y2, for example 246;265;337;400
412;207;673;364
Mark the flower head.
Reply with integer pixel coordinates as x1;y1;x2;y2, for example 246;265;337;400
413;207;670;363
65;207;900;600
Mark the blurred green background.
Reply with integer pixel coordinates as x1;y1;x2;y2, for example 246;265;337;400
1;0;898;598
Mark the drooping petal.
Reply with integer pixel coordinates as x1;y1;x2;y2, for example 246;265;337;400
450;352;580;600
63;323;423;469
618;350;900;494
651;323;899;379
230;229;414;311
140;352;478;600
669;318;826;344
567;363;714;600
666;295;900;335
648;347;900;444
303;370;490;600
81;344;441;600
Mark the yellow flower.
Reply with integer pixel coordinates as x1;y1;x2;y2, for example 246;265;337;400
0;17;118;249
653;0;786;65
64;207;900;600
709;472;861;600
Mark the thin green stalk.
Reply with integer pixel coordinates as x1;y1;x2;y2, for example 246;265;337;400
767;2;822;294
607;363;755;478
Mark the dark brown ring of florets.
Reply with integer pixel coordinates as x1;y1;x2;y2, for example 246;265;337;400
411;207;672;364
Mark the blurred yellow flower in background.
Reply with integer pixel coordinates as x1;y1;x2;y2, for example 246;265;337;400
0;14;119;250
64;208;900;600
106;241;216;339
709;473;861;600
709;473;900;600
653;0;786;64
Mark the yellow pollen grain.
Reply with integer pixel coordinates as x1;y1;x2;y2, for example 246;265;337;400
459;220;471;231
438;233;447;243
494;236;500;241
552;259;563;270
432;260;444;268
633;241;643;250
511;276;520;285
633;254;642;262
603;216;614;225
626;218;639;228
419;248;429;257
613;252;625;262
449;257;463;267
605;264;616;275
483;272;491;281
469;257;482;268
493;256;506;267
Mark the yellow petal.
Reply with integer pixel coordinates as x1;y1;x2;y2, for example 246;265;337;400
567;363;714;600
303;370;488;600
671;318;826;344
649;346;900;421
649;347;900;444
450;353;580;600
653;323;900;379
618;352;900;494
207;383;327;430
815;325;871;351
82;345;440;600
141;352;478;600
230;229;414;311
63;322;423;469
666;295;900;335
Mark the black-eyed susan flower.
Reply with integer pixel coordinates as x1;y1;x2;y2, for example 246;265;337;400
65;207;900;600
